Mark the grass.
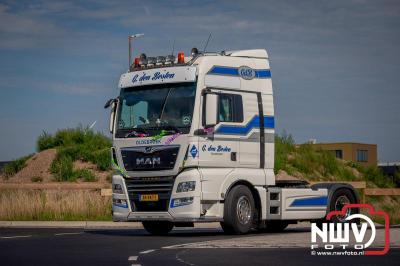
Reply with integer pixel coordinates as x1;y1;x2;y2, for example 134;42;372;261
0;189;112;221
39;126;111;181
275;133;399;224
73;169;97;182
2;154;33;179
274;133;396;186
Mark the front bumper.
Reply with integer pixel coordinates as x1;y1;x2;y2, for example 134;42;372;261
112;169;209;222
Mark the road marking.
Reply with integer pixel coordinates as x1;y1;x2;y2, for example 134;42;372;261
128;256;138;261
176;250;195;266
54;232;83;236
139;249;155;254
1;235;32;239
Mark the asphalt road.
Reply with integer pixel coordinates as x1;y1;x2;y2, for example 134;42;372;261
0;227;399;266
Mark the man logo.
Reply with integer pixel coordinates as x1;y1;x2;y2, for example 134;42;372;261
136;157;161;165
238;66;255;80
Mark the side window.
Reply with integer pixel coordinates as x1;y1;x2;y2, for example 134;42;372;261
218;94;243;123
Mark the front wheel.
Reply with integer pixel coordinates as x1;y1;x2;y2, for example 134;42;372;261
142;221;174;235
221;185;255;234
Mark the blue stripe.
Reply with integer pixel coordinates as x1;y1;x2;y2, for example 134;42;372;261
290;196;328;207
208;66;271;78
215;115;274;135
209;66;239;76
255;69;271;78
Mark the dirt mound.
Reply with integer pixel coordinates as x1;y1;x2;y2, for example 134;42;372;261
275;170;301;181
73;160;112;183
10;149;57;183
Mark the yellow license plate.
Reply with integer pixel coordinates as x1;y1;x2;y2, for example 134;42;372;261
140;194;159;201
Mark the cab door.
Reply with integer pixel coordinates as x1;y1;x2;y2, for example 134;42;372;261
198;88;241;168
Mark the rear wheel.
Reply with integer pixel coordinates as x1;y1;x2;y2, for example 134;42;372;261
142;221;174;235
221;185;255;234
316;188;358;228
329;188;357;223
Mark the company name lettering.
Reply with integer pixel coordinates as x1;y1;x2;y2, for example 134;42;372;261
132;72;175;84
136;139;161;145
202;144;231;153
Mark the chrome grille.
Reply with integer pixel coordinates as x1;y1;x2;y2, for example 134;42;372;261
125;176;174;212
121;145;179;171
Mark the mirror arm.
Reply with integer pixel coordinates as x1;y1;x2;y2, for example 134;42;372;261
104;98;118;109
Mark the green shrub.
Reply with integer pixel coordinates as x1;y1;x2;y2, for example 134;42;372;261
3;155;32;177
37;126;112;172
91;149;110;171
37;131;56;151
274;132;295;173
50;154;74;181
362;166;395;188
73;169;96;182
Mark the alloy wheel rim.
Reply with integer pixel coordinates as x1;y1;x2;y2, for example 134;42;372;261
334;195;351;222
236;196;252;225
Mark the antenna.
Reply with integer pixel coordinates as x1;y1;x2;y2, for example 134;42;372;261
171;39;176;56
203;33;212;53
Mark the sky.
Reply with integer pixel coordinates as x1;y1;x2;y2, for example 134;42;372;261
0;0;399;162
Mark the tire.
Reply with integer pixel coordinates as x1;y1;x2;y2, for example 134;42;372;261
221;185;255;234
328;188;357;223
264;221;289;232
142;221;174;235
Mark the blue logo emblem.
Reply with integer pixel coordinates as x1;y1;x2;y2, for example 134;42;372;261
190;145;198;158
238;66;255;80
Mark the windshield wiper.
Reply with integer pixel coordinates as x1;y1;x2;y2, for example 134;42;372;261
160;125;182;134
158;88;172;124
146;125;182;135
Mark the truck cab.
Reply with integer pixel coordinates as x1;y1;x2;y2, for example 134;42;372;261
106;46;358;234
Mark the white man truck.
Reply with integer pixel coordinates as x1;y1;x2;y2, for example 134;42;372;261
105;44;359;235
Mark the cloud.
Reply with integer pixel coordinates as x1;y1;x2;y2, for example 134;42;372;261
0;3;65;49
0;0;400;161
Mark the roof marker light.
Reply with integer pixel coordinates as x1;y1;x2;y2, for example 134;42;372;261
165;55;175;65
139;53;147;67
178;52;185;64
156;56;166;65
134;57;140;67
147;57;156;66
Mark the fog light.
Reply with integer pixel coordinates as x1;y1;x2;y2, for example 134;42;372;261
176;181;196;193
170;197;194;208
113;198;128;208
113;183;123;194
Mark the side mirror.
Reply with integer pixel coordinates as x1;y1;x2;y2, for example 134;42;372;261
204;93;218;127
104;98;118;133
104;98;116;109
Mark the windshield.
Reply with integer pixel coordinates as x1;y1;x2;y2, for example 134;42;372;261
115;82;196;138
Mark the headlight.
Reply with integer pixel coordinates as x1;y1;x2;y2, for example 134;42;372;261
176;181;196;193
113;198;128;208
113;183;124;194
